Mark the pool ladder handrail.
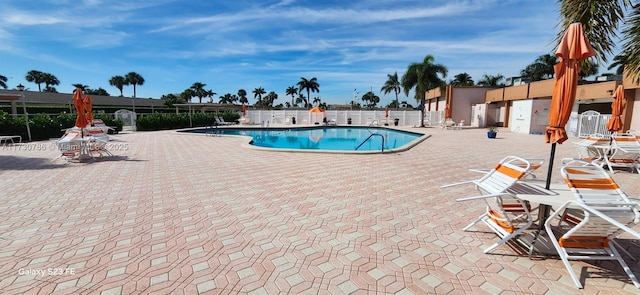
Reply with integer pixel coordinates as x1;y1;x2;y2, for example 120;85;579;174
355;121;385;152
205;124;218;136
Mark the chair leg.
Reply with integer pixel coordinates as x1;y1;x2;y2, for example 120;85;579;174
463;213;487;231
546;227;584;288
608;244;640;288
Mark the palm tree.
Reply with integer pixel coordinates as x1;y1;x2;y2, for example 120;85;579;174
361;91;380;109
181;88;195;102
450;72;474;86
401;54;448;127
237;89;248;104
109;75;126;96
253;87;266;104
579;59;600;79
124;72;145;98
0;74;7;89
206;89;217;103
556;2;640;78
286;86;298;107
295;94;306;107
264;91;278;108
608;54;628;75
297;77;319;109
476;74;505;86
520;54;557;81
72;84;89;93
25;70;44;91
381;72;401;109
189;82;208;103
41;73;60;92
312;97;321;106
219;93;234;104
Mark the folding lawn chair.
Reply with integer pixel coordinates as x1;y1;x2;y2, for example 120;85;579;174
545;164;640;289
442;156;535;253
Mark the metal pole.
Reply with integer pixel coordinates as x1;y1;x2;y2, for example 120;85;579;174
20;91;32;141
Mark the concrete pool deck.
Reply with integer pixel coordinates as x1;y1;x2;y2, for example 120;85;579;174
1;126;639;294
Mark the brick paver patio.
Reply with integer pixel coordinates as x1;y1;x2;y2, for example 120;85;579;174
1;126;639;294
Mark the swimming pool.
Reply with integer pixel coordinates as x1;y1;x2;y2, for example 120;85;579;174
184;126;428;153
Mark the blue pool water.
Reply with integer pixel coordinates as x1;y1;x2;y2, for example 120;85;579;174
185;126;425;152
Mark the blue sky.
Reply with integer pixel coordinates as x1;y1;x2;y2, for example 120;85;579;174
1;0;572;105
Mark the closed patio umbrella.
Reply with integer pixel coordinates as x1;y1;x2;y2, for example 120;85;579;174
73;87;88;129
606;85;626;133
84;95;94;125
542;22;595;223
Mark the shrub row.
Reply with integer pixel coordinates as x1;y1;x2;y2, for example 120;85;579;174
136;111;240;131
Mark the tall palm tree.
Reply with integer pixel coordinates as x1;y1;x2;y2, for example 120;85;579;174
312;97;321;106
237;89;248;104
401;54;448;127
0;74;7;89
109;75;126;96
286;86;298;107
253;87;266;104
189;82;208;103
42;73;60;92
476;74;505;86
381;72;401;109
124;72;145;98
297;77;319;109
450;72;474;86
25;70;44;92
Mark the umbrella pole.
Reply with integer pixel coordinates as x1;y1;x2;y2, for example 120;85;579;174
538;142;556;230
545;142;556;190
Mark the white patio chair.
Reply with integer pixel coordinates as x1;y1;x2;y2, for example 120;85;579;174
545;164;640;289
607;134;640;173
442;156;534;253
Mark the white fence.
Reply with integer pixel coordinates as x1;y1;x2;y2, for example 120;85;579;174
245;110;442;126
576;110;612;138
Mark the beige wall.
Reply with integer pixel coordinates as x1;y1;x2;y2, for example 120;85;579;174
485;88;503;102
450;87;493;125
504;84;529;101
528;79;554;98
575;81;619;100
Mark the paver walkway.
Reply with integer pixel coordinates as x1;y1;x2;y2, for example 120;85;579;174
1;126;639;294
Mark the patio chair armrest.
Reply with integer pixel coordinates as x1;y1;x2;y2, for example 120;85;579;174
546;200;640;240
456;193;513;202
440;180;477;188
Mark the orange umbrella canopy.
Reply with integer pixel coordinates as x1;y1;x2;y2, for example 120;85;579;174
83;95;94;124
545;23;595;144
309;106;324;113
242;103;247;116
385;106;389;117
606;85;626;133
73;87;88;128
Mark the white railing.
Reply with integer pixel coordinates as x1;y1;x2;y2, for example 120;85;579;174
576;110;612;138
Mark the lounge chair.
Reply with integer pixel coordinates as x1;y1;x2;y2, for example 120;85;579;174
52;131;82;162
545;164;640;289
572;135;609;167
442;156;535;253
215;117;234;126
607;134;640;173
0;135;22;145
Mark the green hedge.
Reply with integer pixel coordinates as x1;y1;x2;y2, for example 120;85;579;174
136;111;240;131
0;111;124;141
